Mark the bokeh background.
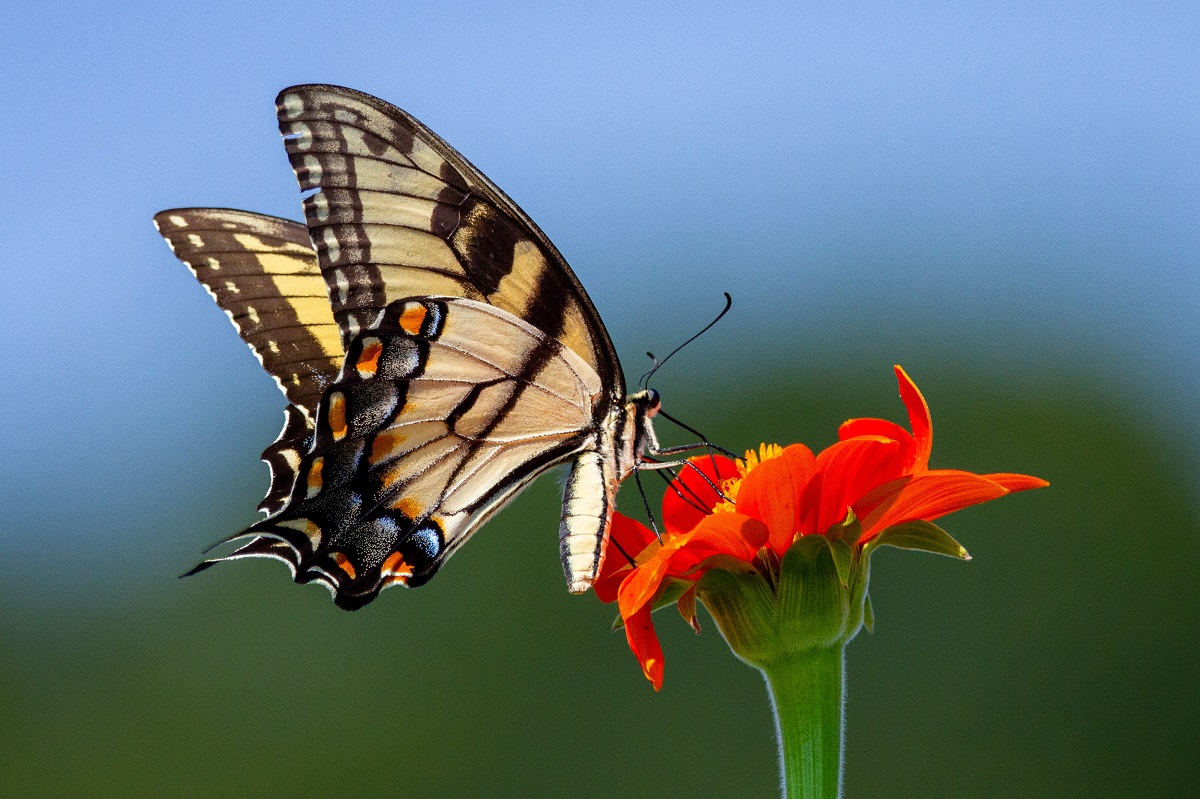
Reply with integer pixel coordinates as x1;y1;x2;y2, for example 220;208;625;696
3;1;1197;796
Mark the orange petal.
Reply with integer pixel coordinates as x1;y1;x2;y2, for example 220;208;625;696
678;585;700;633
604;513;662;563
622;602;665;691
662;454;739;535
617;546;678;619
595;514;659;603
895;366;932;472
593;566;629;604
737;444;815;553
803;436;904;536
838;417;914;450
737;457;796;551
857;470;1014;538
667;513;768;574
982;472;1050;491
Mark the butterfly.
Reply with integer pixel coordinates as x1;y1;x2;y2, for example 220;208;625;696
155;85;675;610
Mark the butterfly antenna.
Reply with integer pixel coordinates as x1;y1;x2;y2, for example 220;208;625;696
639;292;733;389
657;410;737;460
637;354;662;390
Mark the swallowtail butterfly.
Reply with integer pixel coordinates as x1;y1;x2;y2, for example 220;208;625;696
155;85;670;609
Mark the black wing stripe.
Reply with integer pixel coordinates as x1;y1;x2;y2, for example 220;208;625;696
274;85;622;391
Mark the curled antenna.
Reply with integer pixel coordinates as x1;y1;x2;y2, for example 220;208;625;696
638;292;732;389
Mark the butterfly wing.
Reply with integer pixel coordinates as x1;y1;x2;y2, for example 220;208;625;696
170;86;642;607
192;296;606;609
154;208;342;515
274;84;622;393
153;208;342;417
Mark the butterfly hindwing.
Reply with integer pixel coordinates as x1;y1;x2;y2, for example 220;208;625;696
228;296;604;608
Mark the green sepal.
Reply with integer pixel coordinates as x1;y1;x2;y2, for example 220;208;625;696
826;538;854;588
697;534;871;669
823;511;861;587
828;508;863;548
776;536;864;651
863;592;874;633
864;519;970;560
694;566;778;665
611;577;692;631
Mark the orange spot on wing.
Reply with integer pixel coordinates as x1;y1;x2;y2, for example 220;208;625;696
306;457;324;498
370;429;407;463
327;392;348;440
380;551;413;587
379;462;407;491
392;496;423;519
332;552;357;579
357;339;383;377
399;303;428;335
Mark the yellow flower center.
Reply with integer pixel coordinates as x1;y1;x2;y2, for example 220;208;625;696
710;443;782;514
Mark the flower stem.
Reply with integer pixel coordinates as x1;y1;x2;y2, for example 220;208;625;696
760;645;845;799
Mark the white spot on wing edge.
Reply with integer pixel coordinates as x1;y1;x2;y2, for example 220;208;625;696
280;92;304;118
322;227;340;263
291;121;313;150
334;269;350;303
311;191;330;222
302;154;323;185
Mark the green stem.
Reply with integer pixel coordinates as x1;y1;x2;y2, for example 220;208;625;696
760;645;845;799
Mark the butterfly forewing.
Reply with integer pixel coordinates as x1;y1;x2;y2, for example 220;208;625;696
153;208;343;418
274;85;621;392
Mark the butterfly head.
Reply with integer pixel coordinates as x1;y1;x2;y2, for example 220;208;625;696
627;388;662;419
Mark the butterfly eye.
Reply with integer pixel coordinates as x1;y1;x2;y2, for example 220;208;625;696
646;389;662;416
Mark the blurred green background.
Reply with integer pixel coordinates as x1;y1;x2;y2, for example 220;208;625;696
3;1;1198;796
4;361;1196;797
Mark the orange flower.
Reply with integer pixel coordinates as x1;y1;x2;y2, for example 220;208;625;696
597;366;1048;689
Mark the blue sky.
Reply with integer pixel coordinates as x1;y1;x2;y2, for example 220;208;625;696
2;1;1196;586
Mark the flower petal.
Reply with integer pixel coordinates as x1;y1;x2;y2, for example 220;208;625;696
838;417;914;451
662;454;739;535
802;436;904;536
594;513;660;603
982;472;1050;491
895;365;932;472
856;470;1015;539
736;443;815;553
617;545;679;620
669;513;769;574
677;585;701;634
622;601;665;690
